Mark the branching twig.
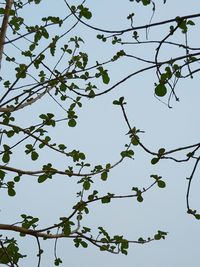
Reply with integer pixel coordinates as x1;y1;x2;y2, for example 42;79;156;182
65;1;200;35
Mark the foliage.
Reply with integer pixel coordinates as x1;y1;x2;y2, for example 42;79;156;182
0;0;200;266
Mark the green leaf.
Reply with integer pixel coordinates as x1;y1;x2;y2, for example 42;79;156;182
15;64;27;79
121;240;129;249
63;222;71;236
38;175;48;183
157;180;166;188
131;137;139;146
137;195;143;202
8;188;16;196
6;130;15;138
79;153;85;160
34;0;41;4
119;96;125;104
121;249;128;255
105;163;111;170
31;151;39;161
151;157;159;165
151;174;160;180
2;152;10;163
54;258;62;266
155;83;167;97
0;8;15;15
113;100;120;105
195;214;200;220
142;0;151;5
154;234;161;240
0;242;25;264
83;181;90;190
78;5;92;19
81;241;88;248
101;196;111;204
102;72;110;84
158;148;165;156
0;170;6;180
96;67;110;84
154;230;167;240
60;83;67;92
14;176;21;182
101;171;108;181
58;144;67;150
100;245;109;251
68;119;77;127
120;150;134;158
187;20;195;26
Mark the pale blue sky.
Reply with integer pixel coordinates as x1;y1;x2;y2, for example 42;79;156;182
1;1;200;266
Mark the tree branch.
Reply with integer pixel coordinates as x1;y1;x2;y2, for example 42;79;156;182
65;1;200;35
186;156;200;213
0;0;13;70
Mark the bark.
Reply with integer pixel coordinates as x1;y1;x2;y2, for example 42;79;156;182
0;0;13;70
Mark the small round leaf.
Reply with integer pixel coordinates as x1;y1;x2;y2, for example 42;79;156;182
8;188;16;196
68;119;77;127
157;180;166;188
151;158;159;165
155;84;167;97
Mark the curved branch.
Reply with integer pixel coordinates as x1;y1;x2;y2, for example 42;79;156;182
0;223;154;251
0;86;52;113
70;52;200;98
65;1;200;35
186;156;200;212
0;180;157;239
121;40;200;51
0;155;123;178
35;236;42;267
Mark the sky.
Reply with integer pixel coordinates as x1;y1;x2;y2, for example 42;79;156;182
1;1;200;266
